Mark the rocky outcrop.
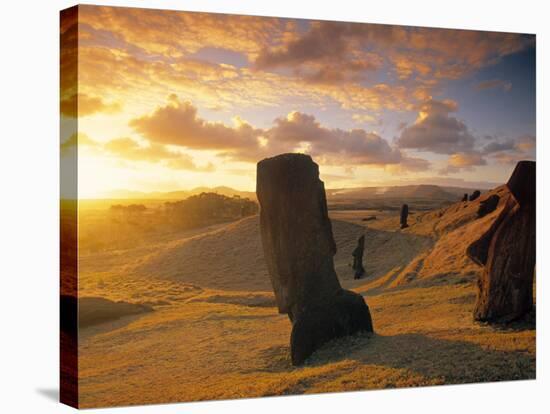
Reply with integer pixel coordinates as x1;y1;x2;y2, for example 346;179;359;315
352;235;366;279
467;161;535;323
257;153;373;365
469;190;481;201
400;204;409;229
462;193;468;202
477;194;500;218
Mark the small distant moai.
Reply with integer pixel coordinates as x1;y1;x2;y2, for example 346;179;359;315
467;161;535;323
469;190;481;201
477;194;500;218
400;204;409;229
352;235;366;279
462;193;468;202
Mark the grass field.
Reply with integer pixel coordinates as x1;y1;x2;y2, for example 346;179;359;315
76;188;535;408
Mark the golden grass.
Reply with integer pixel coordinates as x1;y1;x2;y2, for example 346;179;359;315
76;191;535;408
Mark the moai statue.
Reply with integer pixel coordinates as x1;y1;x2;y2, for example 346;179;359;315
469;190;481;201
467;161;535;323
400;204;409;229
352;235;366;279
477;194;500;218
257;153;373;365
462;193;468;202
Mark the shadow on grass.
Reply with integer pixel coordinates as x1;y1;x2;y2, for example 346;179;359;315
254;330;535;386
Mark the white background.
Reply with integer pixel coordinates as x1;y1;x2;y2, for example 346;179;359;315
0;0;547;412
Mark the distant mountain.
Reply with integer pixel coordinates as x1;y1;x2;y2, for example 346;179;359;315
103;186;256;201
326;184;466;202
103;184;487;204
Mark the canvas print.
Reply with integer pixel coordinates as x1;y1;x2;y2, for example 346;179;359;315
60;5;536;408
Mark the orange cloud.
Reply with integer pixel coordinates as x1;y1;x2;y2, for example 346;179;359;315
483;135;536;165
397;99;475;154
255;20;533;84
129;96;429;170
73;6;501;114
78;5;288;59
449;152;487;167
60;93;122;117
129;95;260;150
103;137;215;171
255;21;383;84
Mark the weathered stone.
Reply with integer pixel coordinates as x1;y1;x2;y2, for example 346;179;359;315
469;190;481;201
477;194;500;218
400;204;409;229
352;235;366;279
257;153;373;365
467;161;535;323
362;216;377;222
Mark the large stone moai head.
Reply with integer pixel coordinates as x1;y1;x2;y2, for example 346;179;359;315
467;160;536;323
256;153;341;318
257;153;373;365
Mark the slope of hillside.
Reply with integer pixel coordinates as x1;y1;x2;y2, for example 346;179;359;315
76;183;534;408
327;184;461;201
133;216;432;292
361;185;512;288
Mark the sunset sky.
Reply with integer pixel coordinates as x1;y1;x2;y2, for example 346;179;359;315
60;5;536;198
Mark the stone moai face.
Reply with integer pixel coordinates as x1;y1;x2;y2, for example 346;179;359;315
467;160;536;323
257;153;373;365
256;153;341;318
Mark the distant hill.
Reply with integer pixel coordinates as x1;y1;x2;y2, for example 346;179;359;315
103;186;256;201
102;184;492;206
326;184;467;202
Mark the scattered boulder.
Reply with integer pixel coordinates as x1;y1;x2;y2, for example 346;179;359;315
462;193;468;202
352;235;366;279
477;194;500;218
257;153;373;365
400;204;409;229
469;190;481;201
467;161;535;323
362;216;377;222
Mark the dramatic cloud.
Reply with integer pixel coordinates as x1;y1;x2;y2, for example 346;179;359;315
397;99;475;154
475;79;512;92
61;131;214;172
129;96;428;170
483;139;516;153
255;21;383;83
65;6;535;192
104;137;179;161
74;8;535;115
104;137;215;171
265;111;403;165
385;156;431;174
255;20;533;84
483;134;536;165
60;93;122;118
78;5;289;60
515;134;536;152
130;95;260;150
